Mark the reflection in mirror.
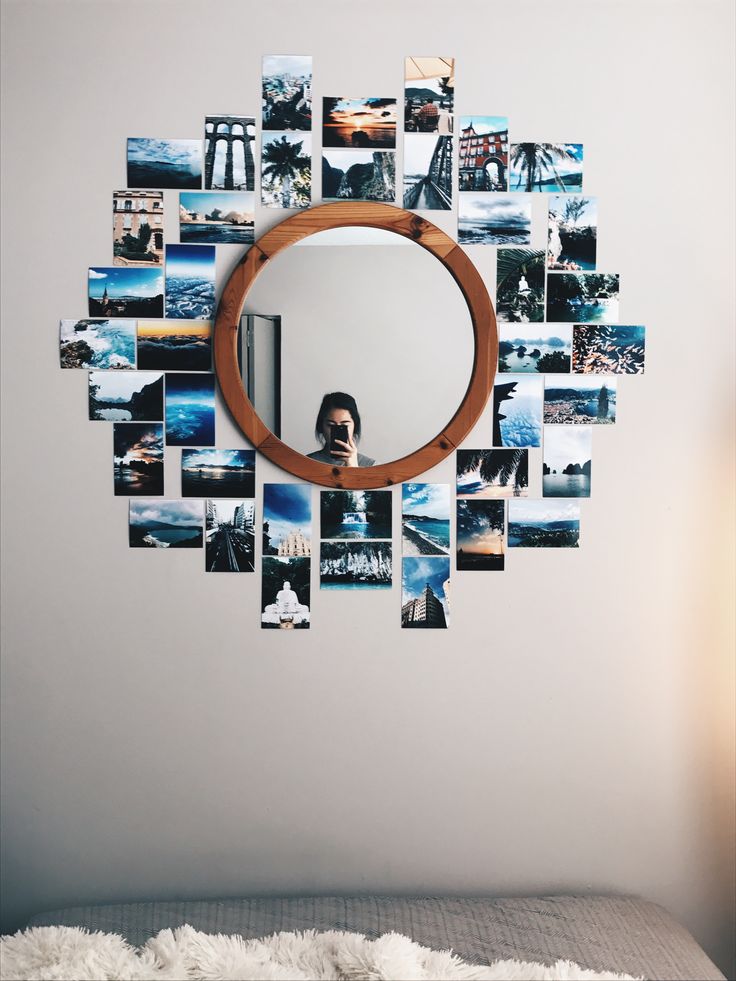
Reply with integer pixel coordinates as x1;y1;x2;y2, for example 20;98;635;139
240;227;474;466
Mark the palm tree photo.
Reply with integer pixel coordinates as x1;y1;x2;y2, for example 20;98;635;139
510;143;581;192
261;136;311;208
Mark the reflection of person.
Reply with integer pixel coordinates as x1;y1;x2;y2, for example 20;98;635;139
306;392;375;467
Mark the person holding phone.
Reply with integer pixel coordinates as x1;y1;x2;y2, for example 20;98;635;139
306;392;375;467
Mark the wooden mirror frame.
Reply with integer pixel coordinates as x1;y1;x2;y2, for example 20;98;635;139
214;202;497;489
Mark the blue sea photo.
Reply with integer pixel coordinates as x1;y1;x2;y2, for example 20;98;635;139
543;425;592;498
458;194;531;245
129;499;203;548
60;319;136;369
510;143;583;193
127;138;202;189
164;373;215;446
179;191;254;244
402;483;450;556
508;499;580;548
165;244;216;320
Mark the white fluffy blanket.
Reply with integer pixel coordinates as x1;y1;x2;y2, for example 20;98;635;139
0;925;639;981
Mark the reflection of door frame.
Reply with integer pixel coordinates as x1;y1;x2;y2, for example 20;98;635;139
241;314;281;439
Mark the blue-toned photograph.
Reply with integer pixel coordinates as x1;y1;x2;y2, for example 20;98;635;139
401;556;450;628
262;55;312;132
499;324;571;374
89;370;163;422
508;499;580;548
510;143;583;193
458;194;531;245
548;195;597;269
164;373;215;446
544;377;617;424
60;319;136;370
456;499;505;571
546;272;620;323
263;483;312;556
320;541;392;589
165;244;216;320
543;425;592;498
402;483;450;556
572;325;645;375
493;375;543;448
320;490;392;540
179;191;254;244
113;423;164;496
403;134;453;210
129;499;203;548
127;138;202;189
456;449;528;499
88;267;163;318
182;449;255;498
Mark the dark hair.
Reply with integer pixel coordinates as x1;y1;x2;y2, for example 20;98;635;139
315;392;361;443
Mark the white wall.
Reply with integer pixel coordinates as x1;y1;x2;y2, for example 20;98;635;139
1;0;734;974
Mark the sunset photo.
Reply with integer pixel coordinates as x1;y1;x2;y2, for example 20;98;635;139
323;98;397;149
137;319;212;372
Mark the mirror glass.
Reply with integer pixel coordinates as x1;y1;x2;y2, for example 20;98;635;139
240;227;474;466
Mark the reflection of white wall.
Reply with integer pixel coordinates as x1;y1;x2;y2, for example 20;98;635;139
244;242;473;463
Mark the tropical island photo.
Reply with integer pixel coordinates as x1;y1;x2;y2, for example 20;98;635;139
499;324;571;374
401;483;450;556
261;134;311;208
543;425;592;498
510;143;583;192
456;448;528;498
322;150;395;201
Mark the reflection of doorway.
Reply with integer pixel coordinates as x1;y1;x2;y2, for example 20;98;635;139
240;314;281;438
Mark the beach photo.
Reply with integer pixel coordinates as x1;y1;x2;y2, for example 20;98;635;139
262;55;312;131
129;499;203;548
456;500;505;571
204;115;255;190
179;191;254;244
496;249;545;323
323;98;397;149
543;425;592;498
546;272;620;323
456;448;529;499
572;325;646;375
402;483;450;557
206;499;255;573
499;324;572;374
137;319;212;372
458;116;508;191
322;150;395;202
261;556;311;629
263;483;312;557
182;449;256;498
401;557;450;628
403;135;452;210
544;377;617;424
548;195;597;269
493;375;543;447
458;195;531;246
89;370;163;421
113;191;164;265
165;374;215;446
320;490;392;541
509;143;583;192
127;138;202;189
320;541;392;589
404;57;454;133
113;422;164;496
261;134;311;209
508;499;580;548
88;267;163;318
165;244;215;320
60;319;135;370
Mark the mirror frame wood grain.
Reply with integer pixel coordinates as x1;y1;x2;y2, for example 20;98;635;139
214;202;497;489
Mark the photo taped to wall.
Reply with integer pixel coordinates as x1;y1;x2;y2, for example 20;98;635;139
113;422;164;496
456;499;505;570
402;483;450;556
129;499;204;548
206;499;255;572
113;191;164;265
127;138;202;189
401;556;450;628
60;319;136;370
456;449;529;499
262;55;312;132
261;556;311;628
182;449;256;498
204;115;255;190
89;370;163;422
404;57;454;134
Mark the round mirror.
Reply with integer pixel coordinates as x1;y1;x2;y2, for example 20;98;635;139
214;203;497;489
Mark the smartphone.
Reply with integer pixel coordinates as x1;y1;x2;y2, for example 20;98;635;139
329;424;349;451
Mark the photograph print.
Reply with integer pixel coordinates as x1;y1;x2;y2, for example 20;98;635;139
572;325;645;375
165;244;216;320
320;490;391;541
499;324;572;374
261;134;311;209
323;98;397;149
493;375;543;448
456;448;529;499
548;195;597;269
179;191;254;244
402;483;450;557
262;55;312;131
262;556;311;629
544;377;617;424
182;449;256;498
137;319;212;372
263;483;312;557
456;500;505;571
322;150;395;202
458;116;508;191
320;541;392;589
204;115;255;190
543;425;592;498
496;249;545;323
508;499;580;548
404;56;454;133
164;373;215;446
546;272;620;323
89;370;163;421
206;499;255;573
113;422;164;496
113;191;164;265
60;319;135;370
88;267;163;318
127;138;202;189
509;143;584;193
403;135;452;210
129;499;203;549
401;557;450;628
458;194;531;246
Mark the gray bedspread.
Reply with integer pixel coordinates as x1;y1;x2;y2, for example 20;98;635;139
27;895;725;980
